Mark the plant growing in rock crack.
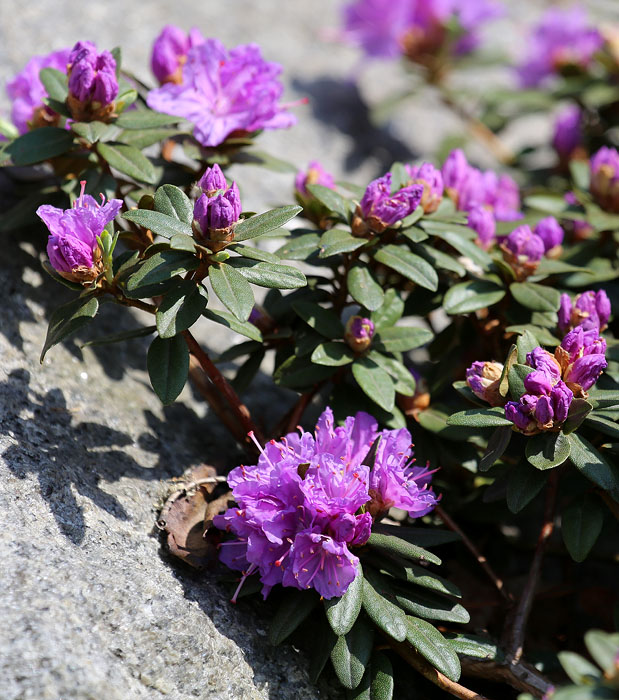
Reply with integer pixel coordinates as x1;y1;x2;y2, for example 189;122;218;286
1;11;618;700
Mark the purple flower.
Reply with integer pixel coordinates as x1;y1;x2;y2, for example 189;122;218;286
354;172;423;234
505;399;535;433
557;327;607;393
197;163;228;196
405;162;443;213
295;161;336;197
214;408;437;600
193;181;242;248
6;48;71;134
526;347;561;381
466;360;504;406
534;217;564;253
442;148;470;193
345;316;375;352
501;225;545;280
482;171;522;222
36;180;122;283
558;290;611;333
147;39;296;148
67;41;118;122
343;0;413;59
151;25;205;84
552;105;584;162
467;205;496;249
517;6;603;88
590;146;619;214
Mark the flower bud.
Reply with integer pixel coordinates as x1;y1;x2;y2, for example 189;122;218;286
192;180;242;251
344;316;374;353
37;181;122;284
526;347;561;380
197;164;228;197
558;290;611;333
505;399;536;433
352;173;422;235
552;105;585;165
67;41;118;122
295;161;336;198
467;205;496;249
590;146;619;213
151;25;205;85
500;225;545;280
442;149;470;200
466;361;505;406
405;162;443;214
533;216;564;256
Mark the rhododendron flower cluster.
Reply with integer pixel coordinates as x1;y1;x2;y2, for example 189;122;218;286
352;172;423;235
214;408;437;600
192;164;242;249
66;41;118;122
559;290;611;334
405;162;443;213
147;36;296;148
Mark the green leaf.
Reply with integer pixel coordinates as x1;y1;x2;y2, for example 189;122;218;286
39;67;68;101
202;308;262;342
362;569;407;642
516;329;539;364
526;432;571;470
169;233;197;251
587;390;619;409
367;533;441;566
274;354;338;389
311;342;355;366
227;260;307;289
447;408;512;428
352;358;395;412
374;245;438;291
508;363;535;401
584;630;619;674
506;324;560;346
80;325;156;348
423;224;492;269
374;326;433;353
479;426;512;471
370;652;394;700
563;399;594;434
404;616;461;682
524;194;569;215
233;205;302;242
71;121;114;144
557;651;601;686
6;127;74;166
156;282;208;338
268;591;318;645
568;433;619;497
209;263;254;322
293;301;344;339
307;184;350;220
309;624;337;683
446;634;504;662
416;242;466;277
331;616;374;690
319;229;366;258
371;289;404;330
119;127;183;150
40;295;99;361
562;493;604;562
536;258;593;276
368;353;416;396
97;142;157;184
275;233;320;260
348;265;384;311
443;280;505;315
325;564;364;636
228;244;280;263
584;414;619;440
373;525;460;548
401;226;429;244
125;250;198;292
147;335;189;404
392;586;470;624
507;463;548;513
510;282;561;312
154;184;193;223
114;110;181;129
379;557;462;598
123;209;193;239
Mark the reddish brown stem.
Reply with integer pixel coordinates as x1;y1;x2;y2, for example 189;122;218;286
182;330;264;445
435;505;512;603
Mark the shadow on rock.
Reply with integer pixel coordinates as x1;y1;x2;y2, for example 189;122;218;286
292;76;415;173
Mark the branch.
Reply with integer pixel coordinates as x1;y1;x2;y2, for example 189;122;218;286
435;505;512;603
460;658;552;699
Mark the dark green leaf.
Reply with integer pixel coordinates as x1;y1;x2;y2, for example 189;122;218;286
446;634;504;662
423;224;492;269
114;110;181;129
371;290;404;330
526;432;571;470
269;590;318;645
202;308;262;342
447;408;512;428
331;616;374;690
325;564;364;636
123;209;193;239
401;226;429;244
309;624;337;683
508;363;535;401
169;233;196;251
209;263;254;321
443;280;505;315
379;557;462;598
374;326;433;353
367;533;441;566
416;242;466;277
274;354;338;389
506;324;560;346
479;426;512;471
392;586;470;624
510;282;561;312
370;652;394;700
352;358;395;412
233;205;302;242
368;353;415;396
374;245;438;291
40;295;99;361
71;121;113;144
319;229;366;258
81;324;156;348
348;265;384;311
39;67;68;101
119;127;183;149
312;342;355;366
307;184;350;220
569;433;619;498
275;233;320;260
563;399;594;434
227;259;307;289
229;244;280;263
507;463;548;513
6;127;74;166
125;250;198;291
293;301;344;339
362;569;407;642
154;184;193;223
584;414;619;440
156;281;208;338
372;525;460;548
587;390;619;409
147;335;189;404
516;329;539;364
405;616;461;681
97;142;157;184
562;493;604;562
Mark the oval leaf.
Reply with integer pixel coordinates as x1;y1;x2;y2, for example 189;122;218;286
562;493;604;562
352;358;395;412
156;282;208;338
405;616;461;682
40;295;99;361
147;335;189;405
444;280;505;315
510;282;561;312
268;590;318;645
209;263;254;322
525;432;571;470
507;463;548;513
125;250;198;292
367;533;441;566
154;184;193;223
311;342;355;367
348;265;384;311
374;326;433;353
325;564;364;636
447;408;512;428
6;127;74;166
123;209;193;239
330;616;374;690
362;569;407;642
233;205;302;242
374;245;438;291
97;142;157;184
